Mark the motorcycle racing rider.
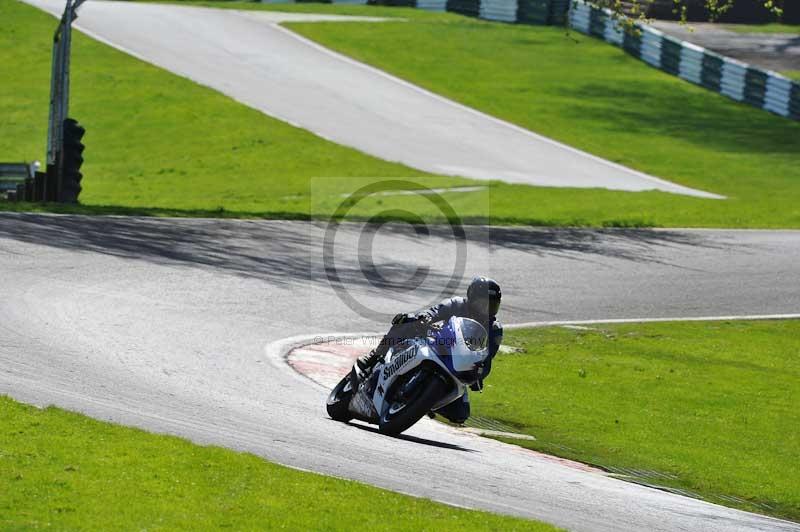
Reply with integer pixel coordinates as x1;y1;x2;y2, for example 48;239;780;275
356;277;503;424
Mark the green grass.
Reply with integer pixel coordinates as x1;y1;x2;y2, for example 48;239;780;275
0;396;558;530
781;70;800;81
470;320;800;521
3;0;800;227
723;23;799;34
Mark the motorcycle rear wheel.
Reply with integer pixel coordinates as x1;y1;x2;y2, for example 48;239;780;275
379;371;447;436
326;374;355;422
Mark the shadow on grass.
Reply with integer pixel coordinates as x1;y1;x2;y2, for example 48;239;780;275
562;81;800;155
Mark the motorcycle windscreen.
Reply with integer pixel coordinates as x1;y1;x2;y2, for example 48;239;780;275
448;317;489;372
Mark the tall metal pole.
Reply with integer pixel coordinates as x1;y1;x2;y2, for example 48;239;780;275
46;29;60;169
56;0;74;200
45;0;85;202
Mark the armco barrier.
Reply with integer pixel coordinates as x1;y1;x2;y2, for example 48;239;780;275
568;0;800;121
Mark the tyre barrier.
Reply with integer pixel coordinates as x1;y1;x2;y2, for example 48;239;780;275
569;0;800;121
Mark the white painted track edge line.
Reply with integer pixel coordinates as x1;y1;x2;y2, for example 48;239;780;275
26;1;152;64
267;317;800;352
504;313;800;329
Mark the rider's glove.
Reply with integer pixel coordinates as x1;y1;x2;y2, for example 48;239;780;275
409;314;432;334
391;313;416;325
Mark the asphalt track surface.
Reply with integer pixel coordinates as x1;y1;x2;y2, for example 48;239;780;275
23;0;722;198
2;213;800;531
653;21;800;73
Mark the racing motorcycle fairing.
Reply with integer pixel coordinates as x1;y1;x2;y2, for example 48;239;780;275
348;316;490;424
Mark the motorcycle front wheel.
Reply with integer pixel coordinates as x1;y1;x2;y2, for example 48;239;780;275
326;373;355;422
379;370;447;436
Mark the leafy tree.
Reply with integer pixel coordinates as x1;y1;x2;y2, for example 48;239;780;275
593;0;784;24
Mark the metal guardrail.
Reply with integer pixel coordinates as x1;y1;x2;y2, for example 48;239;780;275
569;0;800;121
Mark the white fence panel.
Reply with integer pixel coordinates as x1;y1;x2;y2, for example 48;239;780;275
480;0;518;22
720;59;747;101
640;27;663;67
570;1;591;32
417;0;447;10
603;17;624;46
763;75;792;116
678;43;704;85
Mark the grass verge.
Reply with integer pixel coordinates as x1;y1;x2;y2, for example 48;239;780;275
3;0;800;227
469;320;800;521
0;396;557;530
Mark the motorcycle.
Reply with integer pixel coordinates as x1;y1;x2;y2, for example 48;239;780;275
326;316;489;436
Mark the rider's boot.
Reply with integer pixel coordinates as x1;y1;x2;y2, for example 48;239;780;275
356;344;388;373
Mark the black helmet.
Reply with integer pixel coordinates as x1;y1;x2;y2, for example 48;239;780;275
466;277;501;318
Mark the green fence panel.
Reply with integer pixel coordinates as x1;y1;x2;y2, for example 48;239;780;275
622;28;641;57
743;68;768;107
660;36;682;76
447;0;480;17
548;0;569;24
516;0;550;24
588;5;606;38
789;83;800;119
700;53;723;92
